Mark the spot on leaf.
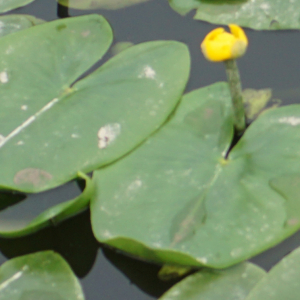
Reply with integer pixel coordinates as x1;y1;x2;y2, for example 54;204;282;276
14;168;52;188
97;123;121;149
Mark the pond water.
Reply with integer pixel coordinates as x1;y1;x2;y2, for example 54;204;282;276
1;0;300;299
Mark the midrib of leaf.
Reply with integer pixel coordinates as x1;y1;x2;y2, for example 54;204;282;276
171;162;224;247
0;97;60;149
0;270;23;290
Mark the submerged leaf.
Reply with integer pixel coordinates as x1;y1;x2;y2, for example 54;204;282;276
57;0;152;10
91;82;300;268
111;41;134;56
242;88;281;122
168;0;300;30
0;251;85;300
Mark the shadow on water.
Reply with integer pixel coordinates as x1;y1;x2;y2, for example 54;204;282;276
0;210;99;278
103;247;182;298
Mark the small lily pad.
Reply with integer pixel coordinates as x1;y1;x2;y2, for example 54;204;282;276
0;251;85;300
168;0;300;30
0;15;44;38
159;262;265;300
246;246;300;300
0;0;36;13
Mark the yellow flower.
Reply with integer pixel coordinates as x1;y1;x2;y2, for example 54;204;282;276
201;24;248;62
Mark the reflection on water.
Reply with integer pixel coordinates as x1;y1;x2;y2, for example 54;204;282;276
58;0;153;10
1;0;300;299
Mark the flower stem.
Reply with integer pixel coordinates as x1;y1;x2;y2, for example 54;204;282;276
224;59;246;134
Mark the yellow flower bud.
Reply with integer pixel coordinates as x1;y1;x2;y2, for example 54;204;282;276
201;24;248;62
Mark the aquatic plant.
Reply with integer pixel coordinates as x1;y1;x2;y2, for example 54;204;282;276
1;1;300;299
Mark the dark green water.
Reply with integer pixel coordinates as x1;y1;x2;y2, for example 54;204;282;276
1;0;300;299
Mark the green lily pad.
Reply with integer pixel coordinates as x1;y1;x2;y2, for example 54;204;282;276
0;15;44;38
168;0;300;30
0;251;85;300
246;247;300;300
159;262;265;300
0;0;36;13
91;82;300;268
0;15;190;193
0;172;93;238
57;0;152;10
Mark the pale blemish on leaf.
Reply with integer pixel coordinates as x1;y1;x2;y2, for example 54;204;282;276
0;71;8;83
278;117;300;126
126;179;143;197
14;168;52;187
286;218;299;226
197;257;208;264
102;229;113;238
127;179;142;191
97;123;121;149
230;247;243;258
139;65;156;79
5;45;14;55
81;30;90;37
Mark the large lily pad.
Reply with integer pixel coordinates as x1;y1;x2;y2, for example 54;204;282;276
168;0;300;30
0;15;190;193
0;15;44;38
57;0;152;10
0;0;35;13
0;251;85;300
246;247;300;300
159;262;265;300
91;82;300;268
0;172;93;238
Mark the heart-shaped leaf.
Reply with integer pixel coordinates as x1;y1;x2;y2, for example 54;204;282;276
159;262;265;300
0;15;44;38
168;0;300;30
57;0;152;10
91;82;300;268
0;15;190;193
0;251;85;300
0;172;93;238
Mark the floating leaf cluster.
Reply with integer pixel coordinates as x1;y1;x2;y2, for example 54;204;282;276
1;0;300;299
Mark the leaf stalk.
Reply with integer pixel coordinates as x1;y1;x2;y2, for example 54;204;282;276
224;59;246;134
